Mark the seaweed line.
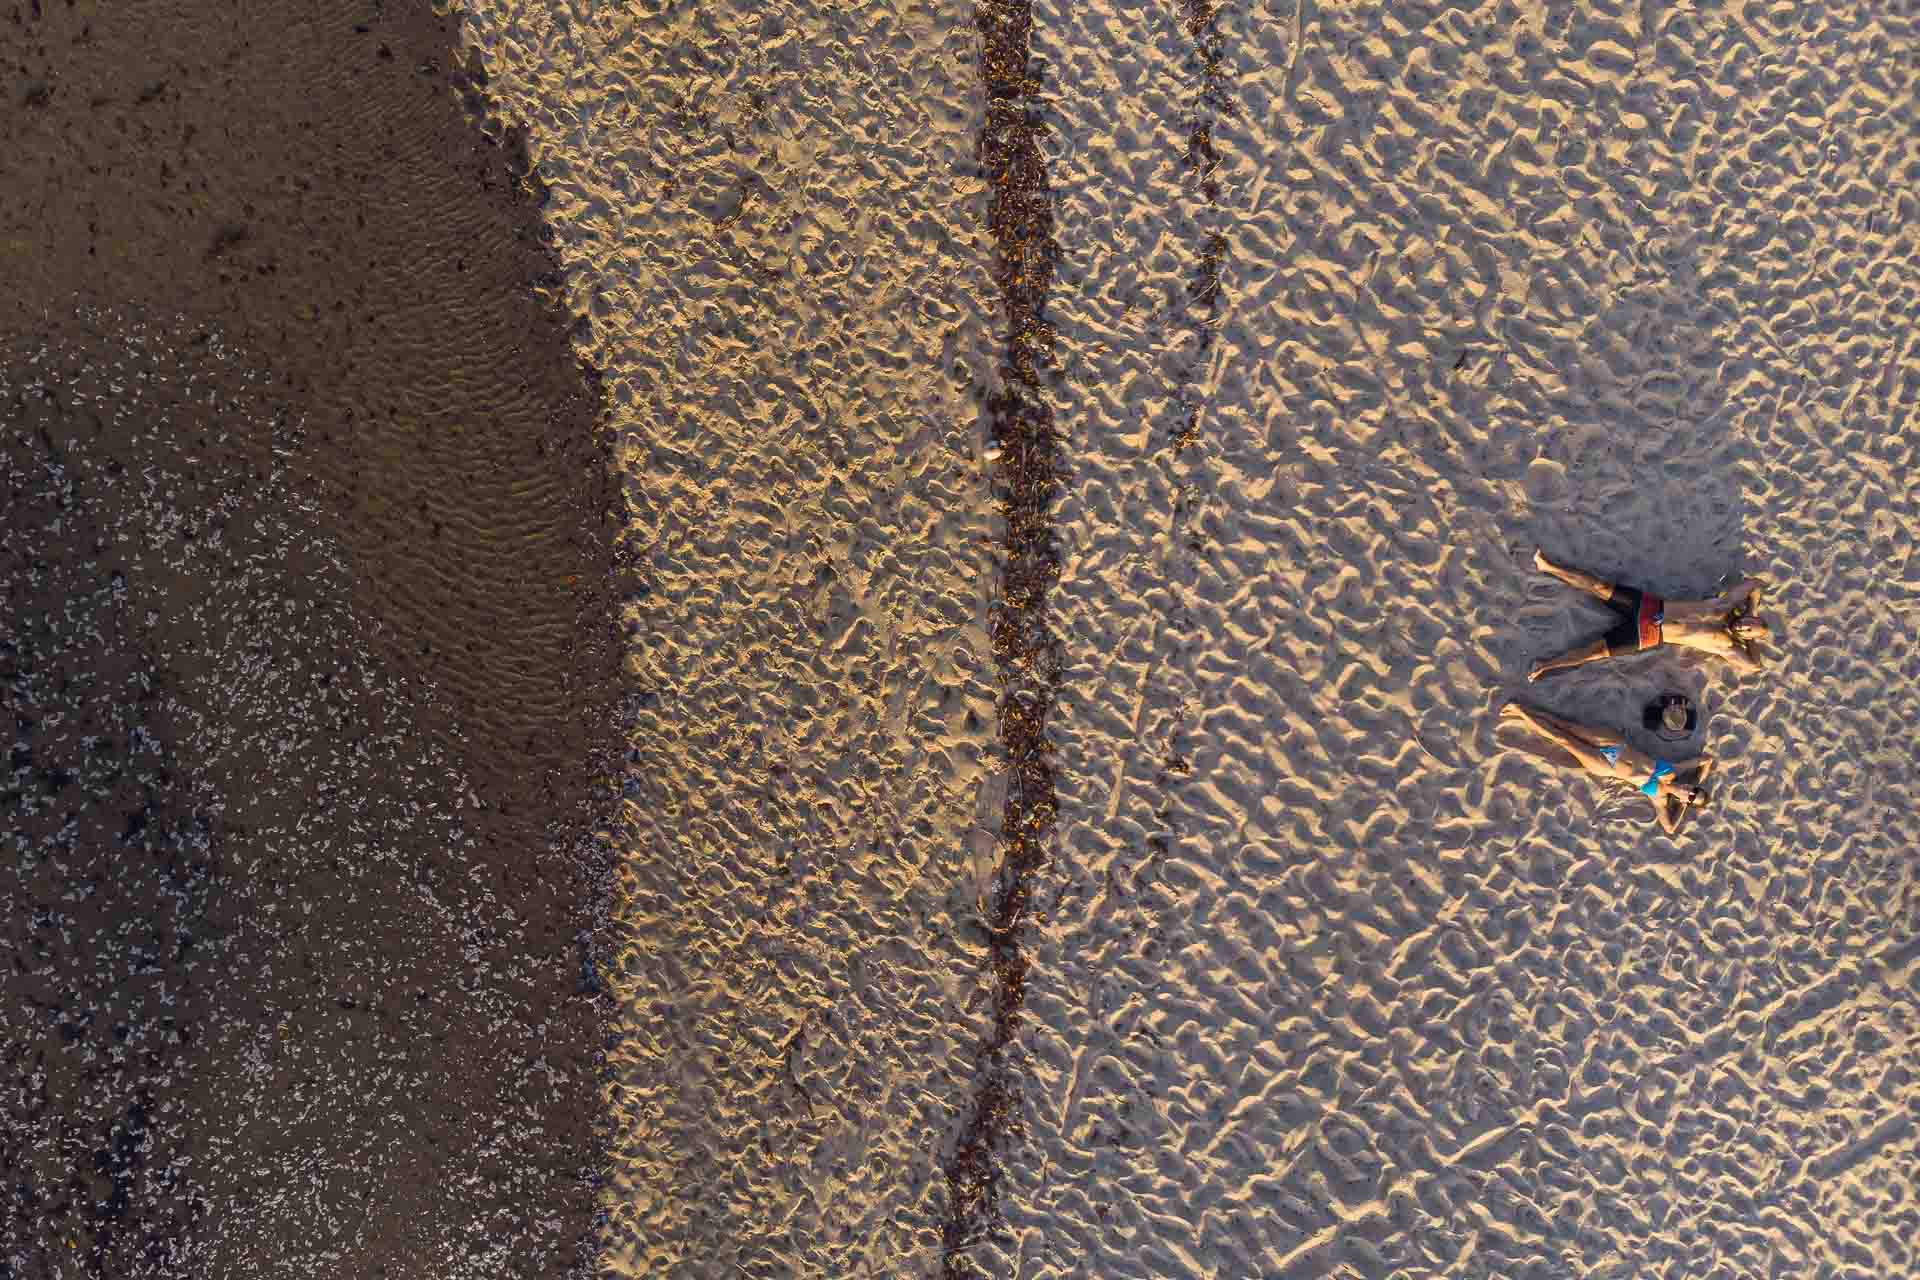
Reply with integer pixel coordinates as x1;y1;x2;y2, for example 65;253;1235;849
940;0;1064;1273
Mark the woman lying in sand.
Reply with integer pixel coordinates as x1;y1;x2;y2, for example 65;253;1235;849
1500;702;1713;834
1528;549;1771;681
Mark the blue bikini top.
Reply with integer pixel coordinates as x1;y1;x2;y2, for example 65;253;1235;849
1641;760;1677;797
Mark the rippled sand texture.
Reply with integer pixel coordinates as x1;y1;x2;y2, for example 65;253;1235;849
461;0;1920;1273
4;0;620;1274
453;0;1005;1272
1012;0;1920;1277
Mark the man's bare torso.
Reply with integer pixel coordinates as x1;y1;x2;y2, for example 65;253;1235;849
1661;589;1763;662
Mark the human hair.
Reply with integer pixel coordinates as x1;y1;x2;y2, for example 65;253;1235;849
1689;785;1710;809
1731;616;1770;642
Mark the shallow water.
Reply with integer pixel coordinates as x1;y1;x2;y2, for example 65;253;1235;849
2;0;616;1273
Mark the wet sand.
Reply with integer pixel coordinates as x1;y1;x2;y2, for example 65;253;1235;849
453;0;1010;1271
2;1;620;1276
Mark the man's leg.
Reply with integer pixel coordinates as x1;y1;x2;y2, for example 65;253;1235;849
1534;548;1619;602
1528;638;1613;682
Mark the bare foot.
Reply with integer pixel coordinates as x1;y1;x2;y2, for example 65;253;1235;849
1527;661;1547;683
1499;701;1532;725
1533;547;1551;573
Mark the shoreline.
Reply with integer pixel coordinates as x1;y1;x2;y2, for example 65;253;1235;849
1;1;623;1274
9;0;1917;1275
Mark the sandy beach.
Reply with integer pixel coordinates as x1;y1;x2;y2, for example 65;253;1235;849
457;0;1920;1274
8;0;1919;1277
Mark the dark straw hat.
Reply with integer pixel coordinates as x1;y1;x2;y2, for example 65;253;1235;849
1643;693;1696;743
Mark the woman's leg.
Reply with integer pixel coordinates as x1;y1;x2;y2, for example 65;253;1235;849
1528;638;1614;682
1500;703;1618;775
1534;548;1619;602
1520;705;1624;747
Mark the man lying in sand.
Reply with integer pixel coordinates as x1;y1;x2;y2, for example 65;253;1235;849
1500;701;1713;835
1528;549;1770;681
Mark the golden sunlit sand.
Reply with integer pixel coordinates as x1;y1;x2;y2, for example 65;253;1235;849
460;0;1919;1271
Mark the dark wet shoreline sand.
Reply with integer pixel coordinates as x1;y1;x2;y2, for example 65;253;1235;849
3;1;621;1275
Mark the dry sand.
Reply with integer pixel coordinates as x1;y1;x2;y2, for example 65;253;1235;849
1012;1;1920;1276
3;1;621;1275
458;0;1920;1275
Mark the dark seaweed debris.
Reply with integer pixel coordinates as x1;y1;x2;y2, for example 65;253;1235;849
940;0;1064;1274
1176;0;1228;451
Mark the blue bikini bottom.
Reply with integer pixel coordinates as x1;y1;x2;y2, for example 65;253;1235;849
1596;746;1675;796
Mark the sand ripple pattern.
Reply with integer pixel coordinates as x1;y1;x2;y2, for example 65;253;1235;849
463;0;1920;1272
457;0;1005;1272
1009;1;1920;1277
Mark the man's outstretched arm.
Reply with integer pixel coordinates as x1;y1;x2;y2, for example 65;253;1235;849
1710;577;1767;613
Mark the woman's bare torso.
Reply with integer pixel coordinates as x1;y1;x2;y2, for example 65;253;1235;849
1600;741;1656;781
1592;742;1695;807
